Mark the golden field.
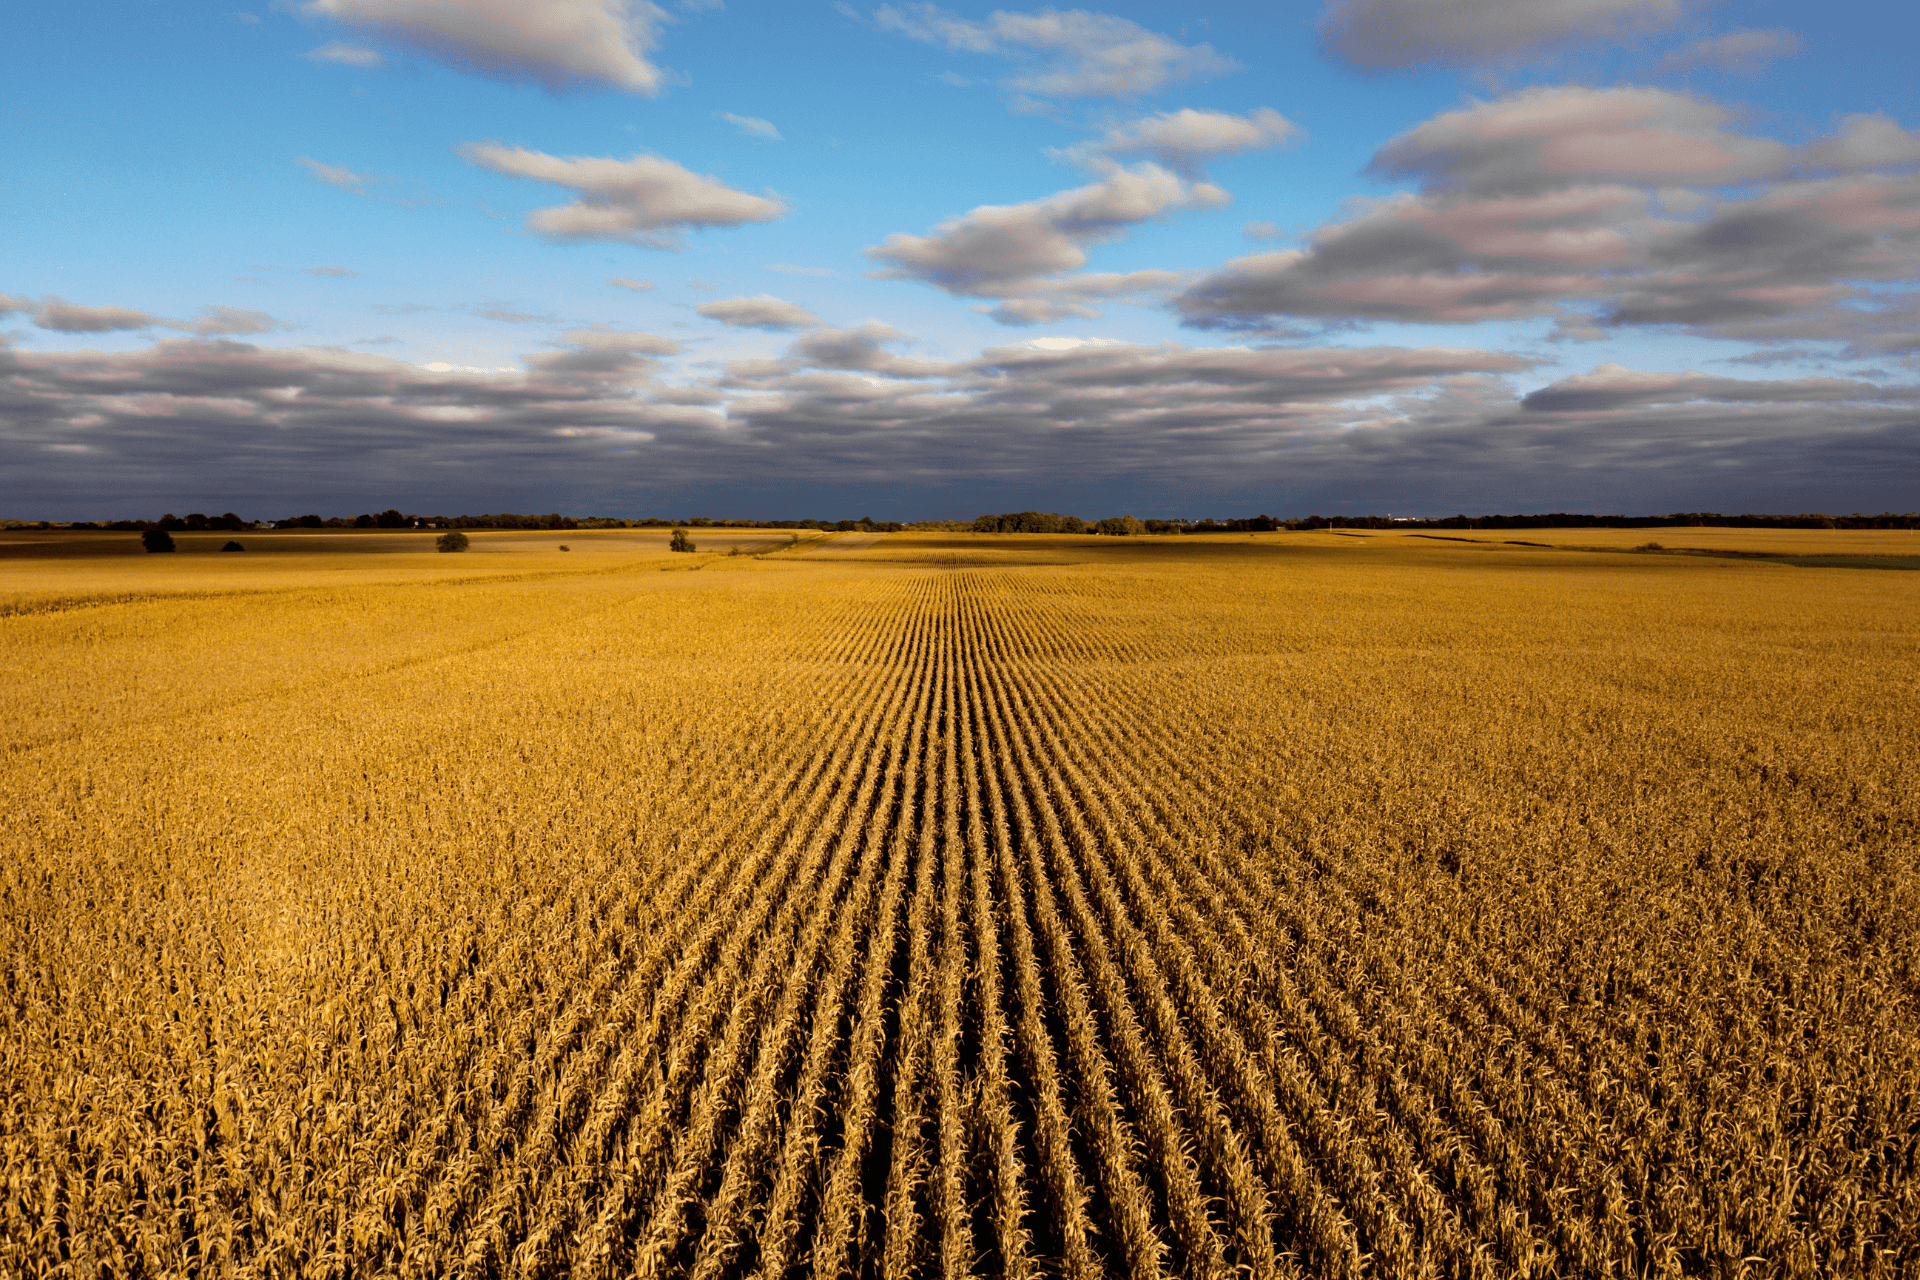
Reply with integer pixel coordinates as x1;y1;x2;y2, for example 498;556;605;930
4;528;1917;1278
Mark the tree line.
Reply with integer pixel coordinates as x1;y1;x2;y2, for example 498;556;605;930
34;509;1920;535
968;510;1920;534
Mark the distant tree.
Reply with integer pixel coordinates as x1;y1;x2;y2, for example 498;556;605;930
354;514;375;528
1094;515;1147;536
375;509;407;528
220;540;245;552
183;513;211;531
436;531;470;552
142;529;176;553
159;513;185;530
670;527;696;553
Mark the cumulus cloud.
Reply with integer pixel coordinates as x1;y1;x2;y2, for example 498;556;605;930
523;324;683;376
722;112;782;140
1366;86;1791;198
696;295;825;330
1243;220;1283;241
1698;293;1920;363
10;296;290;338
298;157;368;193
866;163;1222;321
608;276;657;290
302;41;385;67
1658;28;1801;75
303;0;671;94
1061;107;1300;177
873;3;1237;99
1321;0;1688;70
1175;87;1920;349
785;322;956;376
1804;114;1920;173
461;143;788;248
299;265;361;277
769;264;836;276
31;298;165;333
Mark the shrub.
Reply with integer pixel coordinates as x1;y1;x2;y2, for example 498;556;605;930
1637;541;1665;551
141;529;176;553
558;545;570;552
220;541;245;552
670;528;695;553
436;531;470;553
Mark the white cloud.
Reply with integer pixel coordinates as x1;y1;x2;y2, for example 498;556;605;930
1243;220;1283;241
298;157;367;193
475;306;558;323
1063;107;1301;177
866;163;1224;300
15;296;289;337
523;324;683;377
873;3;1238;99
609;276;658;290
1658;28;1802;75
299;265;361;277
696;295;825;330
786;322;955;376
1175;90;1920;347
1320;0;1688;70
559;325;682;354
722;112;782;141
179;306;288;337
31;298;163;333
1804;114;1920;172
460;143;788;248
980;298;1101;325
303;0;671;94
1366;86;1792;197
769;264;836;276
302;41;385;67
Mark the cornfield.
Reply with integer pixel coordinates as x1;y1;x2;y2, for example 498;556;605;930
4;530;1918;1277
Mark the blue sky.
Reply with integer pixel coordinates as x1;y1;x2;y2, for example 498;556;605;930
4;0;1917;520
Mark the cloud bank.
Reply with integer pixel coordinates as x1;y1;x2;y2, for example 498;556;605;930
10;328;1912;515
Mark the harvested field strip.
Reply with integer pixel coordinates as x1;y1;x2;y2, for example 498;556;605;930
5;561;1918;1279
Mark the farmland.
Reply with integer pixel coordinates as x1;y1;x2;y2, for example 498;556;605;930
4;529;1918;1277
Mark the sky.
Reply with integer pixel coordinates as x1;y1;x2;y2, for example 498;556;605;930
4;0;1918;521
